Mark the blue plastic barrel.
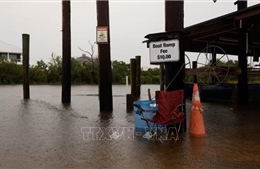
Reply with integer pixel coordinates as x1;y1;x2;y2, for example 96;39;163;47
133;100;162;131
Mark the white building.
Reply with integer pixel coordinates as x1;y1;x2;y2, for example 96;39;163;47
0;40;22;62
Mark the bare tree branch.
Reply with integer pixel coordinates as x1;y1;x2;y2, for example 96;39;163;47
78;46;92;57
78;41;96;61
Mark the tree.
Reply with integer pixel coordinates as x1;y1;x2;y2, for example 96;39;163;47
112;60;130;84
78;41;96;84
0;60;22;84
29;60;48;84
47;53;62;84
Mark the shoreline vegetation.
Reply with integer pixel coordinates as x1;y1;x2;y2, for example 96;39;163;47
1;55;259;85
0;55;160;85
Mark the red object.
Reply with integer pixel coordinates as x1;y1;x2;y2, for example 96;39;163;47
133;89;185;141
146;90;185;125
189;83;205;137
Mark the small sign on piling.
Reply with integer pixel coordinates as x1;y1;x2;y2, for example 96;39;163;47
96;26;108;44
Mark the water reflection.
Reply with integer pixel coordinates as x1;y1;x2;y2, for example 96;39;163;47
62;102;71;108
98;112;114;123
55;104;76;167
189;137;206;168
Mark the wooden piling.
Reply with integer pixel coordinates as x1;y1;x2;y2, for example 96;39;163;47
130;58;136;99
237;0;248;104
97;0;113;112
135;55;141;98
192;61;197;83
160;64;165;91
238;27;248;104
126;58;136;111
126;94;133;111
22;34;30;99
165;1;185;91
62;0;71;104
148;88;151;101
165;1;186;131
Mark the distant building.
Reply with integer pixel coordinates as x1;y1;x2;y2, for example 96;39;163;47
75;54;93;63
0;40;22;62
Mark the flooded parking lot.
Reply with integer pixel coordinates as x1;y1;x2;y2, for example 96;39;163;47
0;85;259;168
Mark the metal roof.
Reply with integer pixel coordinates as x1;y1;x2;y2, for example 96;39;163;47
75;54;92;62
0;40;22;54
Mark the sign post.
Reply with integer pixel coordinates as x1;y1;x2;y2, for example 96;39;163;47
96;0;113;112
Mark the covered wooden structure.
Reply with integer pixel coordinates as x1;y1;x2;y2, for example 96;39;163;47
145;3;260;55
144;3;260;103
184;3;260;56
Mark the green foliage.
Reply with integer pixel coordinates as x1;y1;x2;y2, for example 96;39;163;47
0;60;22;84
5;56;260;85
112;60;130;84
0;56;162;85
47;55;62;84
29;60;48;84
71;58;98;84
141;68;160;84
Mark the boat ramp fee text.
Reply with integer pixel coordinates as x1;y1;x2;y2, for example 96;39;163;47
149;40;180;63
153;43;175;60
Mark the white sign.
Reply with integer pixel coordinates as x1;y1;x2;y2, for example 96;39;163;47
96;26;108;44
149;39;179;64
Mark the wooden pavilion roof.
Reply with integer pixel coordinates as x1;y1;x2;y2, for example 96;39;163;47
144;3;260;56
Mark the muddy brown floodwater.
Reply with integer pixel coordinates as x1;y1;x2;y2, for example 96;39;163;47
0;85;259;169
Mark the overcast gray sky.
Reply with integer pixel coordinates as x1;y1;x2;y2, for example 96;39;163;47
0;0;259;68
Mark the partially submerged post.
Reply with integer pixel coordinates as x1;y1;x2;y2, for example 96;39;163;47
127;57;140;111
130;58;136;100
165;0;186;130
62;0;71;104
160;64;165;91
143;0;186;130
135;55;141;98
97;0;113;112
126;59;136;111
22;34;30;99
148;88;151;101
126;94;133;111
236;0;248;104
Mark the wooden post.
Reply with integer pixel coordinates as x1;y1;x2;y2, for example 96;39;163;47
165;0;186;131
126;94;133;111
192;61;197;83
126;58;137;111
148;88;151;101
165;1;185;91
160;64;165;91
125;76;132;111
22;34;30;99
62;0;71;104
130;58;136;99
238;27;248;104
97;0;113;112
236;0;248;104
135;55;141;98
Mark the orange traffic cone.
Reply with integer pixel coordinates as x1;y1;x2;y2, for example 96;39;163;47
189;83;205;137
